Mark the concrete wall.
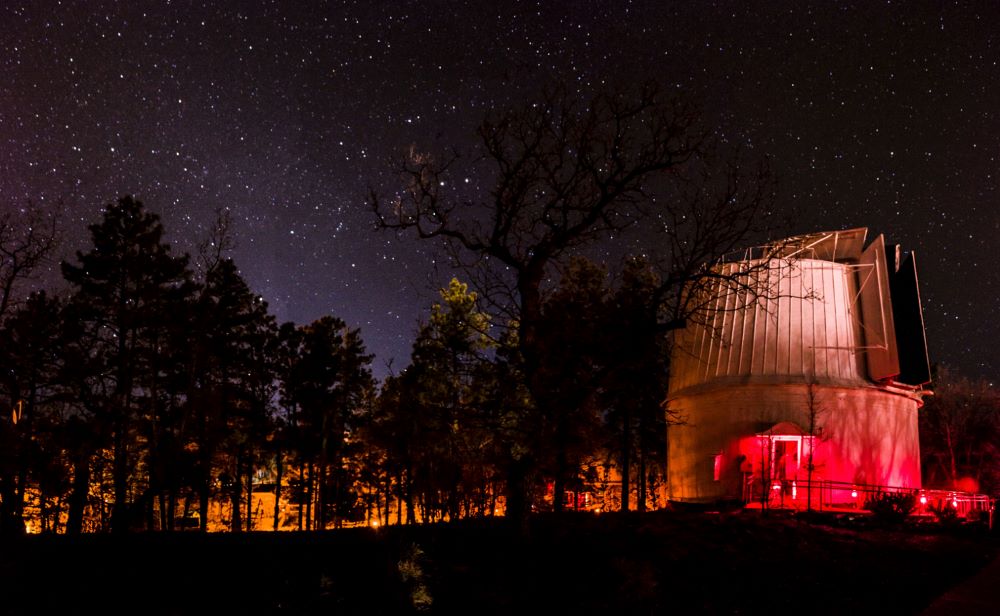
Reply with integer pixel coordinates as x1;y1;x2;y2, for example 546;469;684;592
666;382;922;503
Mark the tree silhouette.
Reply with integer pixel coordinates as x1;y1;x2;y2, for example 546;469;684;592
61;196;196;533
920;367;1000;494
535;258;608;512
601;258;670;511
0;292;64;534
0;203;59;320
281;317;373;529
188;258;279;531
404;279;498;521
373;81;776;524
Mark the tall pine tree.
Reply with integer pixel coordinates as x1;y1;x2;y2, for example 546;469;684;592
62;196;195;533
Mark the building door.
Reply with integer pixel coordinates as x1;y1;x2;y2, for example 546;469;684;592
771;437;801;505
771;437;800;481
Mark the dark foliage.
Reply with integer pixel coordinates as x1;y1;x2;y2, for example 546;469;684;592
864;491;918;525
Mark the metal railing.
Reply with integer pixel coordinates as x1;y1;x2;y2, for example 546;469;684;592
742;476;995;525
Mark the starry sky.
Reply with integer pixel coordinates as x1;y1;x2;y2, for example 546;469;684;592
1;1;997;382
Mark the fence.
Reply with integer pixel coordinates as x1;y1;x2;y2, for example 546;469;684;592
742;476;995;526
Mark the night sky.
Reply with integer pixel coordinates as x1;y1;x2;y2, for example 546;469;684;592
2;1;997;383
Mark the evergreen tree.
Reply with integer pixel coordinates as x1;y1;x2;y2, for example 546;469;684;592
403;278;496;520
602;258;669;511
192;258;278;532
61;196;195;533
281;316;373;529
536;258;610;512
366;373;421;524
0;292;64;534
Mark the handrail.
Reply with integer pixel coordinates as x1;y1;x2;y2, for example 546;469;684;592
742;475;995;524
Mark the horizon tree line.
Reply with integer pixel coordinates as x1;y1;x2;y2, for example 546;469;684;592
0;195;677;535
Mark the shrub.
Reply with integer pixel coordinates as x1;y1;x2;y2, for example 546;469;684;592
864;491;916;524
964;509;989;526
929;501;961;528
398;543;433;612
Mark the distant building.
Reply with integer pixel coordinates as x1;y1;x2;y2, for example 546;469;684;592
665;228;931;506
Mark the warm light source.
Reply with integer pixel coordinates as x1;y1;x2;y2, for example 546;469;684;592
919;495;927;505
851;490;858;498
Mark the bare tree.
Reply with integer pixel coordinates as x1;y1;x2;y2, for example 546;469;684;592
920;367;1000;494
804;379;827;513
0;203;60;320
196;207;237;275
372;81;778;524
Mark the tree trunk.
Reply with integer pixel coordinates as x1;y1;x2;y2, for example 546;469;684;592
13;463;28;533
111;325;133;535
0;479;12;535
383;472;391;525
38;493;47;533
553;447;566;514
158;493;168;531
167;492;177;532
395;470;403;526
305;462;313;531
318;461;328;529
111;412;130;533
66;454;90;535
505;456;531;532
404;463;414;524
620;405;631;512
199;469;211;533
230;455;243;533
638;438;647;512
246;460;254;532
505;262;545;530
272;452;283;531
197;400;211;532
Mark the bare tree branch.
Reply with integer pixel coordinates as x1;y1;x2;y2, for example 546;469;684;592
370;80;783;523
0;202;60;320
196;207;237;275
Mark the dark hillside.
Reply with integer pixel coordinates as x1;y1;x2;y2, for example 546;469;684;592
0;510;993;615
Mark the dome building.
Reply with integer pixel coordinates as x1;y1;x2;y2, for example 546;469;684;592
665;228;930;506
